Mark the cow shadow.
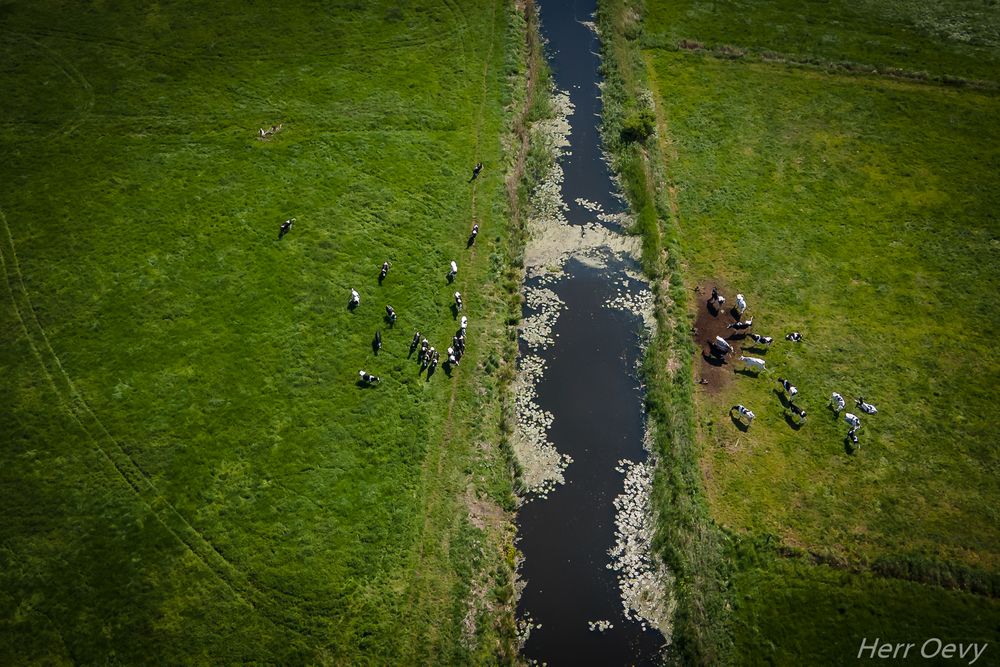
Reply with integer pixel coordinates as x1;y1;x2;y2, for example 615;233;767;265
426;365;436;380
371;337;381;355
703;351;727;367
348;299;358;312
784;412;804;431
844;437;857;455
356;380;377;389
774;389;791;407
467;234;476;248
707;301;720;317
730;412;750;432
726;331;747;341
451;303;460;319
735;368;762;377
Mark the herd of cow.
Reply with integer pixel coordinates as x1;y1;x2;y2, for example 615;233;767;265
704;287;878;449
278;164;487;387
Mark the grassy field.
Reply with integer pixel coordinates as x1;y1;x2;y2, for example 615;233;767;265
0;1;527;663
599;0;1000;662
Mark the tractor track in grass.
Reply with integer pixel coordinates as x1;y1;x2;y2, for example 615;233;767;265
0;208;321;638
400;0;500;657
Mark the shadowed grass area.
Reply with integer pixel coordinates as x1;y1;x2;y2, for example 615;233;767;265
0;0;524;663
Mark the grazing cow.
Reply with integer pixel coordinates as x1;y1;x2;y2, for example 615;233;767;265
471;223;479;240
748;333;773;346
448;260;458;281
448;347;458;365
847;427;860;447
788;402;807;422
454;291;463;311
735;293;747;316
728;316;754;331
731;404;756;425
777;377;798;399
739;356;767;372
374;330;382;352
379;261;390;283
785;332;802;342
856;397;878;415
278;218;294;240
709;336;733;357
411;331;421;351
469;162;483;182
359;370;379;384
349;289;360;308
385;305;396;324
844;413;861;430
830;392;846;413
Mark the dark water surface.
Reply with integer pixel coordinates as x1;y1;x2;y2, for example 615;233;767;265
516;0;664;663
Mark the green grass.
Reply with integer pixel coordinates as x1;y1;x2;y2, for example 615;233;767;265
593;0;1000;661
0;1;525;663
650;54;1000;570
643;0;1000;84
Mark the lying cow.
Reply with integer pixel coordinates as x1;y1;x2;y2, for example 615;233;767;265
731;404;755;425
738;356;767;372
709;336;732;357
777;377;798;399
844;412;861;430
359;370;380;384
847;427;860;447
748;333;773;346
856;397;878;415
830;392;846;414
785;332;802;342
728;316;753;331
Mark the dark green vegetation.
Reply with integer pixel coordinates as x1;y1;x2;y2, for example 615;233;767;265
600;0;1000;663
0;1;532;663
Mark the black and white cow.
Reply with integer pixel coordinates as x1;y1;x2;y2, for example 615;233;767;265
349;288;360;308
448;260;458;282
454;291;463;311
278;218;295;240
728;316;753;331
359;370;380;384
379;261;390;283
788;402;807;422
785;332;802;342
856;397;878;415
777;377;798;399
830;392;846;413
385;305;397;324
710;335;733;357
844;412;861;430
469;162;483;182
731;404;756;425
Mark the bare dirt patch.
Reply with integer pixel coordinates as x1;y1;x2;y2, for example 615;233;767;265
689;282;753;395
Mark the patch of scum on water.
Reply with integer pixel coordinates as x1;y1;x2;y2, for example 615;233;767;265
515;80;674;644
608;426;676;640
